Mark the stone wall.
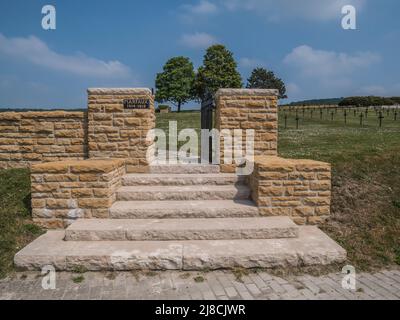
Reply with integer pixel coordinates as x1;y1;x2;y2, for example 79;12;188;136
249;156;331;225
215;89;278;173
87;88;155;173
0;111;87;169
30;159;125;228
0;88;157;172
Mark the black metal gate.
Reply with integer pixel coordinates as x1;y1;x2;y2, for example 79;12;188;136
201;93;215;163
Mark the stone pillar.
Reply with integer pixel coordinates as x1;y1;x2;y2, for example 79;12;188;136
87;88;155;173
215;89;278;173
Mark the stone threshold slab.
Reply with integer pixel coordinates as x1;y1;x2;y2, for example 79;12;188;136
14;226;346;271
64;217;299;241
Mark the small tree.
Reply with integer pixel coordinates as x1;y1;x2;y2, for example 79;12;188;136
193;44;242;101
246;67;287;99
155;56;195;112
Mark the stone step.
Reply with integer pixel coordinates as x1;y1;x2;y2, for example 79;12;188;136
110;200;259;219
116;185;251;201
149;164;220;174
14;226;347;271
122;173;246;186
64;217;298;241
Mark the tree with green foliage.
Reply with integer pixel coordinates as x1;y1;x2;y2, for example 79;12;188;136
193;44;242;101
155;56;195;112
288;98;343;106
246;67;287;99
390;97;400;105
339;96;395;107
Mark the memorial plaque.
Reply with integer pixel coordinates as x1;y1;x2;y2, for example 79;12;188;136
123;98;150;109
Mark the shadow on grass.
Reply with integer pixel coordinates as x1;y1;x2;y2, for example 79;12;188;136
22;193;32;218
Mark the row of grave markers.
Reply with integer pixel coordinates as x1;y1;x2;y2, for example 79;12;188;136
279;105;400;129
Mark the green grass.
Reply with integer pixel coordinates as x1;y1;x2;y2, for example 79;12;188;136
0;168;44;278
156;111;202;150
278;110;400;270
71;265;88;274
72;275;85;284
232;267;250;282
193;275;205;283
156;111;201;135
279;109;400;163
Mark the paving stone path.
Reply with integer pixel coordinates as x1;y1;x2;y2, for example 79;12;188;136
1;268;400;300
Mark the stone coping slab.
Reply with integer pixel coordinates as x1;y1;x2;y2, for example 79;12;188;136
87;88;152;95
254;156;330;171
31;159;125;174
215;88;279;98
0;111;84;121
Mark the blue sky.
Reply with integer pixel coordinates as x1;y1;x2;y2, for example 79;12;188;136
0;0;399;109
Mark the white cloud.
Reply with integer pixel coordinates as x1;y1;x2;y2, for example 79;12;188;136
179;1;218;23
239;57;265;68
283;45;380;79
180;32;218;49
0;33;132;78
182;1;218;15
221;0;365;21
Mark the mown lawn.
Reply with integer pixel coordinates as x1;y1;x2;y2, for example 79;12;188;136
278;110;400;270
156;111;202;150
0;169;44;278
0;109;399;277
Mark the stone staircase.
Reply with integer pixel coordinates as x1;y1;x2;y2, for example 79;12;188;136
14;165;346;271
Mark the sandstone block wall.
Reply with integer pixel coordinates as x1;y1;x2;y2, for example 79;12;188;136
0;111;87;169
30;159;125;228
87;88;155;173
249;156;331;225
215;89;278;173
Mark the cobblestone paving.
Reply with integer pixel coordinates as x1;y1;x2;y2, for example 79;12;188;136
1;269;400;300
